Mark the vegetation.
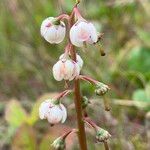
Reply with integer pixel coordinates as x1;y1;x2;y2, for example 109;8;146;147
0;0;150;149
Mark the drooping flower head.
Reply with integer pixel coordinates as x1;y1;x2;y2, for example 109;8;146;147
39;99;67;125
70;20;98;47
40;17;66;44
53;53;83;81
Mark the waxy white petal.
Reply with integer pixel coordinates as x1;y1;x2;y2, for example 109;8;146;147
53;61;64;81
40;17;66;44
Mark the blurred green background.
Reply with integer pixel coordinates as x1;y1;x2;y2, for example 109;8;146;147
0;0;150;149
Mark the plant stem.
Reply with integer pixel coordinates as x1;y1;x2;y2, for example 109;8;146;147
68;5;88;150
104;141;109;150
70;44;88;150
73;75;88;150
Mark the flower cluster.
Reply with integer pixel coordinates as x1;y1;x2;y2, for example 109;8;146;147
39;1;111;149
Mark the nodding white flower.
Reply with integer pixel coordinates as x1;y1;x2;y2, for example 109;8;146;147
53;58;80;81
40;17;66;44
70;20;98;47
39;99;67;124
59;53;83;69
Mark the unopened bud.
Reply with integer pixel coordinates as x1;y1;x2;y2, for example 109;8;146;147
96;127;111;142
51;137;65;150
82;96;90;109
95;82;110;96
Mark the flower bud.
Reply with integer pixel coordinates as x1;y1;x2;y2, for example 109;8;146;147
70;20;98;47
39;99;67;124
96;127;111;142
95;82;110;96
51;137;65;150
53;57;81;81
40;17;66;44
82;96;90;109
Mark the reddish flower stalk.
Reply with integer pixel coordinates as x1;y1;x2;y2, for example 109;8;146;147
68;4;88;150
54;89;72;100
56;13;70;21
84;117;98;131
79;75;99;85
73;7;84;20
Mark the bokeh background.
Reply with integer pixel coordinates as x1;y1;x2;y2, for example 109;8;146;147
0;0;150;149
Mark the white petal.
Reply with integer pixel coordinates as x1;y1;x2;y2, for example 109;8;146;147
44;26;57;43
47;106;63;124
54;22;66;43
40;17;54;37
59;104;67;123
59;54;64;60
76;22;91;41
87;23;98;43
39;99;53;119
76;54;83;68
69;62;80;81
75;63;80;76
63;60;74;80
52;61;64;81
70;24;83;47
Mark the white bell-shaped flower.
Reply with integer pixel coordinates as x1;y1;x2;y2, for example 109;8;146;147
59;53;83;69
70;20;98;47
40;17;66;44
39;99;67;124
53;57;80;81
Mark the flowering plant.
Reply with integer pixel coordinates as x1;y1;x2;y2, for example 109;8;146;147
39;0;111;149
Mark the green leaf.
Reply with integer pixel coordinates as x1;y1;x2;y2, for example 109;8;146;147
132;83;150;103
5;99;27;127
12;125;36;150
136;29;150;47
132;89;149;102
127;47;150;74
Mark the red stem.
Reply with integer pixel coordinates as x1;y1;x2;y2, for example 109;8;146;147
56;13;69;21
84;117;98;132
69;4;88;150
62;130;73;139
79;75;98;85
73;7;84;20
54;89;72;100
